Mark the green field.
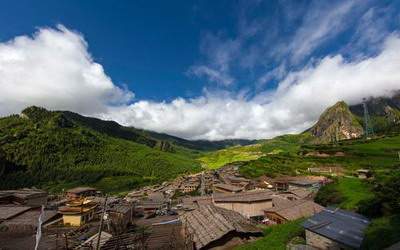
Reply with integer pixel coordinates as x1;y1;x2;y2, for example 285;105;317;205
236;220;304;250
198;144;263;169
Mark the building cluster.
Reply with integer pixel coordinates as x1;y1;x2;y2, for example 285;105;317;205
0;166;372;249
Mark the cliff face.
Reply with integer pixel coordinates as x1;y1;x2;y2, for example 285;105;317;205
310;101;364;144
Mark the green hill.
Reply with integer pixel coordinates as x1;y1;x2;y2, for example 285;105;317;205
0;106;202;193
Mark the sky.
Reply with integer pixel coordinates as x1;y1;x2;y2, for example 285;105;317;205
0;0;400;140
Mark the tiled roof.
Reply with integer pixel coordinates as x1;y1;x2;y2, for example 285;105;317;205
179;205;262;249
266;199;323;221
214;183;243;192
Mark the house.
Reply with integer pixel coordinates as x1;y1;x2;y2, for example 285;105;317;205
58;198;97;226
357;169;372;179
213;183;243;193
66;187;97;200
137;200;165;217
303;207;370;249
264;199;324;224
106;203;134;229
0;188;47;206
288;179;321;190
102;217;189;249
213;190;274;219
307;166;344;176
181;196;213;210
180;181;200;193
180;205;262;249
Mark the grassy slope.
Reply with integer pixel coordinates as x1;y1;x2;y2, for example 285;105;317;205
0;111;201;194
199;133;312;169
335;178;375;209
236;220;304;250
198;144;263;169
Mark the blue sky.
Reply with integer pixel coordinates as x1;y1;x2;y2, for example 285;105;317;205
1;0;400;139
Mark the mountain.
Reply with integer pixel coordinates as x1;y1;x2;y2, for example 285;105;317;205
0;106;203;192
308;93;400;144
349;92;400;134
309;101;364;144
62;111;253;151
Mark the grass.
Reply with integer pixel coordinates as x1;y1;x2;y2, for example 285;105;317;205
198;144;263;169
236;219;305;250
362;215;400;250
198;133;313;170
335;178;375;209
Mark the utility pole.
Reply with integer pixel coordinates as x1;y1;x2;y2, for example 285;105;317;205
96;196;108;250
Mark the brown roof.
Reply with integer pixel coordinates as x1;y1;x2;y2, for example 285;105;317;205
102;221;186;249
265;199;324;221
0;205;32;220
213;183;243;192
107;203;132;214
0;188;47;199
282;188;313;199
179;205;262;249
182;196;213;206
135;215;179;226
213;190;274;203
3;209;58;227
66;187;97;194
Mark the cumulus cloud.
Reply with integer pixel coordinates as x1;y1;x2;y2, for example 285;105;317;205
1;25;400;140
102;34;400;140
0;25;134;116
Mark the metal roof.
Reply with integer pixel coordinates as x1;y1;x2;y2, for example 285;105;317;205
302;207;370;248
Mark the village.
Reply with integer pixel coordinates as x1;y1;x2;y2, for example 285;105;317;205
0;165;374;250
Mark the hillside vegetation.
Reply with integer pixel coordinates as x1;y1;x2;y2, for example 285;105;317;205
0;106;202;193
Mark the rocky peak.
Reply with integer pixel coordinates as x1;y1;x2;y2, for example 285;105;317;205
310;101;363;144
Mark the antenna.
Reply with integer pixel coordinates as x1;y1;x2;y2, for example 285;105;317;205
362;98;374;139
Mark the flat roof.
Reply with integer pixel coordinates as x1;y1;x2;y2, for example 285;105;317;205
303;207;370;248
213;190;274;203
0;205;32;220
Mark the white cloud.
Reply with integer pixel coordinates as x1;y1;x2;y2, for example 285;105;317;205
0;25;134;116
188;65;234;86
1;26;400;140
286;0;358;63
102;34;400;140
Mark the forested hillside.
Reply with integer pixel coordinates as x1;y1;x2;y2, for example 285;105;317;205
0;106;201;193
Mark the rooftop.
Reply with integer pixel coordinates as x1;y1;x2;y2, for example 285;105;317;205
0;205;32;220
180;205;262;249
303;207;370;249
265;199;324;221
214;183;243;192
213;190;274;203
0;188;47;199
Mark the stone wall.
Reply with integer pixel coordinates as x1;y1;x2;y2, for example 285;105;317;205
305;230;351;250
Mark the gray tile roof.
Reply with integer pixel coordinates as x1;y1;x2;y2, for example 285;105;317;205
303;207;370;249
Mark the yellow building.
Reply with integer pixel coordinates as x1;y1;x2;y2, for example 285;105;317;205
58;199;97;226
